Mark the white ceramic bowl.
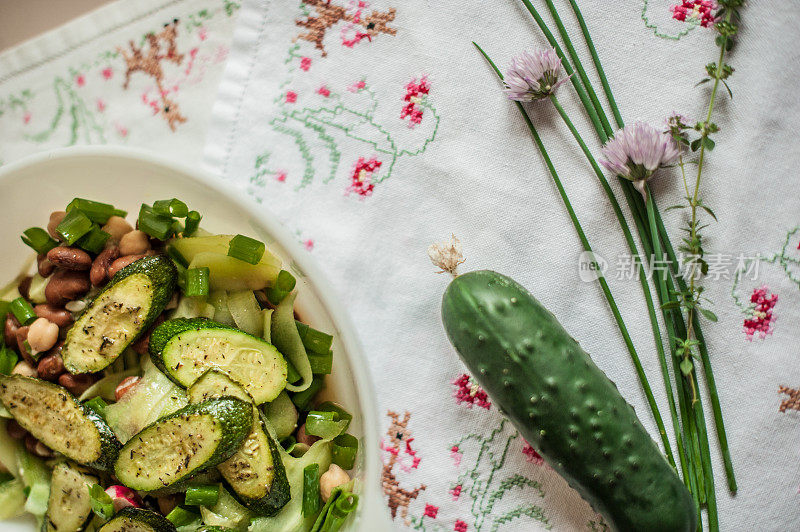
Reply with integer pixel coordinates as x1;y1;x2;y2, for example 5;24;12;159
0;146;387;531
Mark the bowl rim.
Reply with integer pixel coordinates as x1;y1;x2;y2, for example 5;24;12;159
0;145;386;529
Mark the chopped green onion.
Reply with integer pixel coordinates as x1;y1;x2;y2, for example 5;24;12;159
227;234;265;265
56;209;93;245
89;483;115;520
20;228;58;255
286;359;302;385
184;211;202;237
291;376;324;412
303;464;321;517
310;487;359;532
166;506;200;527
184;267;210;297
316;402;352;432
295;321;334;355
0;300;10;325
153;198;189;218
167;246;189;269
308;351;333;375
265;270;297;304
305;410;348;440
67;198;126;224
138;204;175;240
84;397;108;419
0;345;18;375
77;226;111;254
332;434;359;470
10;298;36;326
185;484;220;507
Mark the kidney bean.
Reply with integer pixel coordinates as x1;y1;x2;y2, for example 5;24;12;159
90;245;120;286
37;354;65;382
17;276;32;301
45;269;91;307
37;255;55;277
6;419;27;440
34;304;73;328
58;373;96;396
115;376;142;401
47;211;66;240
47;246;92;271
107;254;145;279
4;314;20;348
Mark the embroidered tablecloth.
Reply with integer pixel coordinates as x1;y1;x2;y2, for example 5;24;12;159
0;0;240;166
203;0;800;530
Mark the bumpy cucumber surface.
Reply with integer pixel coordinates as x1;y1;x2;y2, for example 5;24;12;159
114;397;252;492
441;270;696;532
98;508;176;532
63;255;177;374
0;375;120;471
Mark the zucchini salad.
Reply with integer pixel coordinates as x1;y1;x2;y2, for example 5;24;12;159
0;198;359;532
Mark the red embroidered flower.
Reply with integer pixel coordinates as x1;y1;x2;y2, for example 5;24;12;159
317;85;331;97
348;80;366;93
97;99;106;113
743;285;777;340
75;74;86;87
452;374;491;409
304;239;314;251
346;157;381;197
400;75;430;127
22;112;31;125
423;504;439;519
449;484;462;500
101;67;113;80
450;445;462;467
285;91;298;104
670;1;717;28
522;440;544;465
275;171;287;183
454;520;468;532
300;57;312;71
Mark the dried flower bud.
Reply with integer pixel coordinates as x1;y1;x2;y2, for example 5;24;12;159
428;234;464;277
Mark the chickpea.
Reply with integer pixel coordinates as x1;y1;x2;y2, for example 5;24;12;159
102;216;134;242
319;464;351;502
27;318;60;353
12;361;38;378
118;230;151;256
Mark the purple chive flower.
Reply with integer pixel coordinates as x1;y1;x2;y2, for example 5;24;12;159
503;48;567;102
600;121;681;198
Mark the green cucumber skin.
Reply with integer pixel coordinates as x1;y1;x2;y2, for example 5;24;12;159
114;398;253;492
99;507;177;532
442;270;696;532
63;255;177;373
0;375;121;471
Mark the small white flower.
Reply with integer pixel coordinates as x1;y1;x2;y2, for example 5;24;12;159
503;48;567;102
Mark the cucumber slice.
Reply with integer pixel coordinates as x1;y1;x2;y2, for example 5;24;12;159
98;508;176;532
63;255;177;374
170;235;281;269
44;462;96;532
189;253;279;291
263;392;298;441
188;370;291;516
149;318;287;404
0;375;120;471
114;398;252;492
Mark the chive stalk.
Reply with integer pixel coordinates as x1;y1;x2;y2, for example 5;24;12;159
184;267;210;297
21;228;58;255
303;464;321;516
10;298;36;325
228;235;265;265
153;198;189;218
185;484;220;507
184;211;202;237
475;43;675;467
56;209;93;245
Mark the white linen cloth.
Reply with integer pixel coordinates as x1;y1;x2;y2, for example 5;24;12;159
0;0;240;166
204;0;800;530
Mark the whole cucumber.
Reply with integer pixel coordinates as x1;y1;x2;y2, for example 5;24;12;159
441;270;696;532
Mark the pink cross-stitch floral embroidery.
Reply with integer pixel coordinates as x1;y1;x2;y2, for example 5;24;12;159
346;156;381;196
450;444;462;467
304;239;314;251
75;74;86;87
454;519;468;532
743;285;778;340
670;0;717;28
401;75;430;127
522;440;544;465
275;171;287;183
317;85;331;97
96;99;106;113
449;484;462;501
452;374;491;410
300;56;312;71
423;504;439;519
347;79;366;92
285;91;298;103
22;112;31;125
101;67;113;80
